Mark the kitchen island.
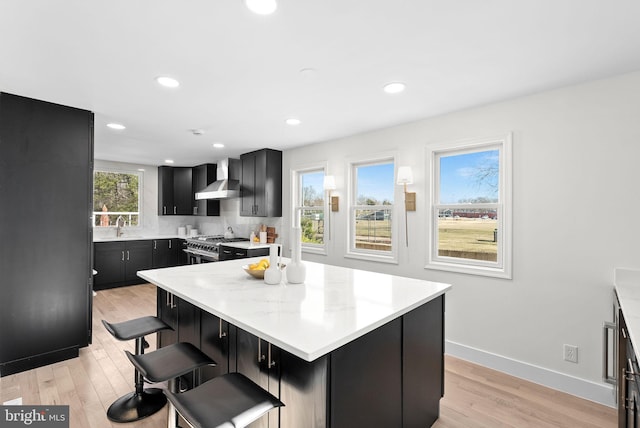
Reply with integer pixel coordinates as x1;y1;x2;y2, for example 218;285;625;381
138;258;451;428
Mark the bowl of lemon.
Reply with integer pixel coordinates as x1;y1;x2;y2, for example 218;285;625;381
242;259;285;279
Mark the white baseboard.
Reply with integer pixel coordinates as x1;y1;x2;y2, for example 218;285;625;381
445;340;616;408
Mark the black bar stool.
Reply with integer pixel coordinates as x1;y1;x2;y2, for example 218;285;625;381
125;341;217;427
102;316;172;423
166;372;284;428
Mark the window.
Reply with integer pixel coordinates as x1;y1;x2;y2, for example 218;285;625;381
348;158;396;261
293;168;326;252
427;134;512;278
93;170;141;227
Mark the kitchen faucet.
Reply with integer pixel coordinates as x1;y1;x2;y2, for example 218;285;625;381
115;215;125;237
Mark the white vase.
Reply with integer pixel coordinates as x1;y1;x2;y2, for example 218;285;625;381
264;244;282;285
287;227;306;284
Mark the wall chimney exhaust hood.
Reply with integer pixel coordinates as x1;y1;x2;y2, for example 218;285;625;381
195;158;240;200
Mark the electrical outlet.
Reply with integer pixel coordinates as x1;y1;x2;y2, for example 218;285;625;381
563;344;578;363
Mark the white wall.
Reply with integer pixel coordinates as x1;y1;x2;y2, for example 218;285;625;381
281;71;640;406
93;160;282;240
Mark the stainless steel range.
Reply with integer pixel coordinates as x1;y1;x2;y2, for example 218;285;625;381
184;235;249;263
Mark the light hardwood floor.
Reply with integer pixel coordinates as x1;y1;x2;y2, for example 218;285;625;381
1;284;617;428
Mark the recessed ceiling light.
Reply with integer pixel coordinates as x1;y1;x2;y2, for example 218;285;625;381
213;143;225;149
245;0;277;15
137;168;145;172
286;118;301;126
156;76;180;88
165;159;175;164
383;82;406;94
106;123;126;130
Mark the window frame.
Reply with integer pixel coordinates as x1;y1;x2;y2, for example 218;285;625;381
291;164;328;255
426;134;512;279
346;154;398;264
93;167;143;230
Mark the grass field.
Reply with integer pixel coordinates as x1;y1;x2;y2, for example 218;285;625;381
310;217;498;261
438;218;497;261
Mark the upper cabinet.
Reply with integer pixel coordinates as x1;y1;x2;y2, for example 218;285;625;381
158;166;194;216
240;149;282;217
193;163;220;216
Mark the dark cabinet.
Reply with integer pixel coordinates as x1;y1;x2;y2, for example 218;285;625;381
157;289;178;348
158;166;193;215
152;238;180;268
236;328;281;428
193;163;220;216
156;293;445;428
240;149;282;217
0;93;93;376
219;245;270;261
619;310;640;428
200;312;231;382
94;240;153;290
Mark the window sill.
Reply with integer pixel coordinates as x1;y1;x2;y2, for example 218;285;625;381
302;246;327;256
344;252;398;265
424;260;511;279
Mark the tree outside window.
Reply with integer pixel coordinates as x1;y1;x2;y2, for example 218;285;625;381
428;134;512;278
93;171;141;227
298;170;325;245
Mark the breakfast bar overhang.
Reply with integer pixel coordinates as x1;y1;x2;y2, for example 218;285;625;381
139;258;451;428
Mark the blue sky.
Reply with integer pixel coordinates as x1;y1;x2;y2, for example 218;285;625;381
439;149;499;204
302;152;497;206
357;163;394;203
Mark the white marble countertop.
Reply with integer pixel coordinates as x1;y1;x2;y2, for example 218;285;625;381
615;268;640;356
220;241;270;250
94;234;184;242
138;259;451;362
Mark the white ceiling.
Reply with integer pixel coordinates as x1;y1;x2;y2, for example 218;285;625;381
2;0;640;166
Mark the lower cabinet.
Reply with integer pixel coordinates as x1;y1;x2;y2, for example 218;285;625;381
200;312;231;381
156;293;444;428
94;240;152;290
95;238;186;289
157;288;178;348
152;238;180;268
619;310;640;428
235;328;281;428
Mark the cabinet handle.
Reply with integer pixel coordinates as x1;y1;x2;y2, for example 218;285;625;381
627;358;638;380
258;338;265;363
127;250;130;261
169;240;172;249
163;206;167;215
219;319;227;339
268;342;275;369
603;321;617;384
166;291;170;307
174;206;177;215
121;251;125;261
623;365;628;409
154;240;157;250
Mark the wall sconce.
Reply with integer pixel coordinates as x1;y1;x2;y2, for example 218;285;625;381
397;166;415;247
397;167;416;211
323;175;339;212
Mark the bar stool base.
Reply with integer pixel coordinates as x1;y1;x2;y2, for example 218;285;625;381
106;388;167;423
